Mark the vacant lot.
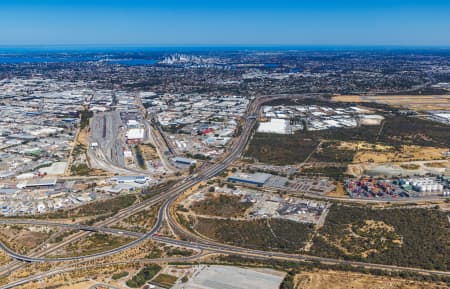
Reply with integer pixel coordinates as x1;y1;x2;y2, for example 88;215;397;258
246;133;319;165
47;233;135;258
152;273;178;288
110;204;160;233
310;205;449;271
307;115;450;149
310;141;356;163
0;250;11;266
295;270;449;289
138;143;159;160
332;94;450;111
353;145;447;163
300;165;349;181
0;225;53;254
247;113;450;169
127;264;162;288
30;194;137;219
194;217;314;252
190;193;252;218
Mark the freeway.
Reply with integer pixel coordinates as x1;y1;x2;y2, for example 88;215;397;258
2;214;448;279
2;218;449;278
0;219;142;238
0;188;170;275
0;253;206;289
151;236;450;277
0;191;177;262
2;94;448;287
0;94;267;268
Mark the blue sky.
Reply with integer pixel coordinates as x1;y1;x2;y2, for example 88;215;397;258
0;0;450;46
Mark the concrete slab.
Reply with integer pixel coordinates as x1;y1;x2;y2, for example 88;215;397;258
172;265;285;289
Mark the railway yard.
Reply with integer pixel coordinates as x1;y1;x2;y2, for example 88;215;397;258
0;92;448;289
0;49;450;289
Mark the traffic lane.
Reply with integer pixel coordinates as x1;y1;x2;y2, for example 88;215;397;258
152;236;450;277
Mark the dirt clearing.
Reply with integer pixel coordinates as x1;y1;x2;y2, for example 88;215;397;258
295;270;447;289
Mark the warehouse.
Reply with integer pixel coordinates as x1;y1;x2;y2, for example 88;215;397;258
126;128;145;144
172;157;197;166
111;175;149;184
228;172;272;186
22;178;57;188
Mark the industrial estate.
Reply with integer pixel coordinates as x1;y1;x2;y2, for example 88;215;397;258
0;48;449;289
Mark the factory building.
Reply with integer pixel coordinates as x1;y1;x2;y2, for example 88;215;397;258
126;128;145;144
111;175;149;184
227;172;272;186
21;178;57;189
172;157;197;166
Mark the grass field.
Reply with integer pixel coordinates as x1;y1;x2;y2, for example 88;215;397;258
152;273;178;288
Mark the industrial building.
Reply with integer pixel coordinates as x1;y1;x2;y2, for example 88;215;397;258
228;172;272;186
126;128;145;144
172;157;197;166
22;178;57;189
111;175;149;184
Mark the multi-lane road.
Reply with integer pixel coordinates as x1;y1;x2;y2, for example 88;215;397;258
2;218;449;279
1;94;448;288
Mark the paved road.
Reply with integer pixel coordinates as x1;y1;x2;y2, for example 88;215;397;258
151;236;450;277
0;253;206;289
2;219;448;278
0;94;267;274
0;219;142;238
2;94;448;287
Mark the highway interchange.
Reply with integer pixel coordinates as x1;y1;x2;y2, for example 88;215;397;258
0;94;449;288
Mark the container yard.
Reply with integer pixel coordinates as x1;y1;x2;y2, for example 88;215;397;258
346;176;448;200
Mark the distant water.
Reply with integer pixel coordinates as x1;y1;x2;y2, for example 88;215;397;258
0;56;100;63
0;56;157;65
104;59;157;65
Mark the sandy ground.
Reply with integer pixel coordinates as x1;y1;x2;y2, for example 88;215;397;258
350;159;449;178
326;182;348;198
0;225;52;253
0;250;11;266
332;95;450;110
353;145;447;163
77;128;89;147
138;144;159;160
295;270;448;289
